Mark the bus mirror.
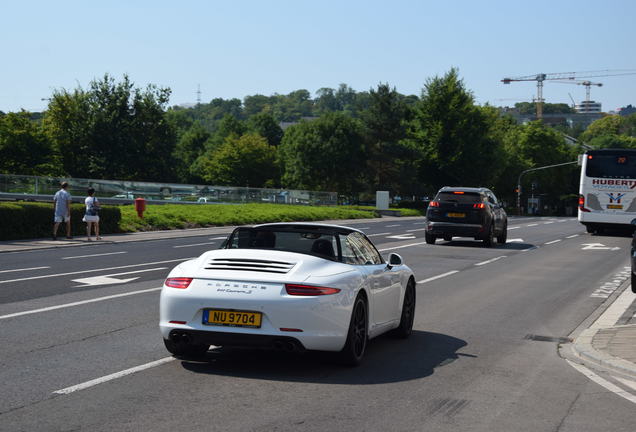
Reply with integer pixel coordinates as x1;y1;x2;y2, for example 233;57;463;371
577;154;583;166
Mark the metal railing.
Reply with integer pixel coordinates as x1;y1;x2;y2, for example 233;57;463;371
0;174;338;206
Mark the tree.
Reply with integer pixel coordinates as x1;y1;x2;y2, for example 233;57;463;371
44;73;176;181
279;113;367;196
361;83;419;195
247;112;283;146
197;134;278;187
0;111;62;175
173;122;211;183
410;68;505;191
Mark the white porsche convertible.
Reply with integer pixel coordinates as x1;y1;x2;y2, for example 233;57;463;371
160;223;416;365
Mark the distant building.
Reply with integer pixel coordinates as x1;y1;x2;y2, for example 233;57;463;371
575;100;602;113
499;107;603;128
617;104;636;116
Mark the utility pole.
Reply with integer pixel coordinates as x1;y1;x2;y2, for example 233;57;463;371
196;84;201;106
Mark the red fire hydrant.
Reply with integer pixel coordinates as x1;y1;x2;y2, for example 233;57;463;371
134;198;146;218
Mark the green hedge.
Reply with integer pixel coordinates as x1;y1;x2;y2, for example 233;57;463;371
0;202;121;240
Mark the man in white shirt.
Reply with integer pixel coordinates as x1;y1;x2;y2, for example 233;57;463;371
53;182;72;240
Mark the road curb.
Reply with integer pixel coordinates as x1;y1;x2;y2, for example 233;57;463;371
569;279;636;378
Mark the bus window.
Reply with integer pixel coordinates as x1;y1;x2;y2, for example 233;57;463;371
586;154;636;179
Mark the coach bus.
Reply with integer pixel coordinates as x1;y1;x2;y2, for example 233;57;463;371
578;148;636;233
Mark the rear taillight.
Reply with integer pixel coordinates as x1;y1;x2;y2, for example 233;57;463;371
579;194;591;212
285;284;341;296
429;201;440;207
473;203;486;209
165;277;193;289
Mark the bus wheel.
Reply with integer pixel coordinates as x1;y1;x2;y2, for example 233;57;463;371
586;225;595;234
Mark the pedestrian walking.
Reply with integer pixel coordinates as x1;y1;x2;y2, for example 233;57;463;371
53;181;72;240
83;187;102;241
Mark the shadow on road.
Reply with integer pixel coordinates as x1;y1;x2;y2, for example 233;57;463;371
180;330;474;385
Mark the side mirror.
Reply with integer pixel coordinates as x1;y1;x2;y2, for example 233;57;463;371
387;253;403;268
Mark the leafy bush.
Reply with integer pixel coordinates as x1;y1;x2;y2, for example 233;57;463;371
118;203;375;232
0;202;121;240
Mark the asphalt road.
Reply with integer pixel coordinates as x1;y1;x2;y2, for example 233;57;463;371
1;216;635;431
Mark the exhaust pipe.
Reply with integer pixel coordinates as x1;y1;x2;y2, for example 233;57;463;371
283;341;296;352
272;340;285;350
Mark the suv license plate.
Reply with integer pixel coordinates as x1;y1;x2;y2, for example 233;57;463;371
447;212;465;218
203;309;262;328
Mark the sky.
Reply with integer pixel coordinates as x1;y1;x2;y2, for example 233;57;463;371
2;0;635;113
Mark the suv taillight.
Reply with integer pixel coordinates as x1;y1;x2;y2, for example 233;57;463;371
473;203;486;209
429;201;440;207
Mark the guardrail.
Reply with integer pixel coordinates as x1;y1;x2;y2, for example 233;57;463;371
0;174;338;206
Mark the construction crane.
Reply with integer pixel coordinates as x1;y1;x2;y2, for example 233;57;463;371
552;80;602;109
501;70;636;118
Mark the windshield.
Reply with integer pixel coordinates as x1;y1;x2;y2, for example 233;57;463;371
226;227;340;261
586;152;636;179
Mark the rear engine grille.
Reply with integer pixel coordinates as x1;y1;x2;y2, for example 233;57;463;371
205;258;295;274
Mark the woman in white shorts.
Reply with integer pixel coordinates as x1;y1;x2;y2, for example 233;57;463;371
82;187;102;241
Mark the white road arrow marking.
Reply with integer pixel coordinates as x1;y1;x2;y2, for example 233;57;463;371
387;234;416;240
72;267;167;287
581;243;620;251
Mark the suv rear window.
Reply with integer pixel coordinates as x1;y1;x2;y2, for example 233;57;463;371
436;192;482;204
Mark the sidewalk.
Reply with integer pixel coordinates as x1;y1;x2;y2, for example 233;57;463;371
570;279;636;379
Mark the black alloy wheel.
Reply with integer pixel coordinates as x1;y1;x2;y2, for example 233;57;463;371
425;232;436;245
339;295;368;366
392;279;416;339
483;223;495;247
497;221;508;244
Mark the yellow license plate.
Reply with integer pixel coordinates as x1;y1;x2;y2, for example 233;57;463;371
607;204;623;209
447;212;465;218
204;309;262;328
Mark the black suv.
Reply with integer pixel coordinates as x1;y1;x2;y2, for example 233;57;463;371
425;187;508;247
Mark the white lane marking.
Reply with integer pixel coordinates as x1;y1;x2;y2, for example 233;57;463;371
475;256;507;266
62;251;127;260
527;223;539;227
566;360;636;405
71;268;167;287
379;242;428;252
368;232;392;237
543;222;554;225
558;220;568;223
0;258;193;284
614;376;636;392
0;287;163;320
173;242;215;248
417;271;459;284
566;234;580;239
545;239;562;245
406;228;427;232
356;227;370;230
521;246;538;252
581;243;621;251
53;357;176;395
387;234;416;240
507;226;521;230
414;222;426;225
386;224;401;228
209;236;227;240
508;238;524;243
0;266;50;274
